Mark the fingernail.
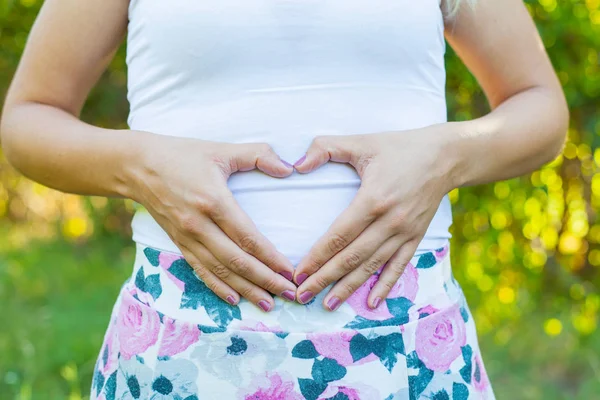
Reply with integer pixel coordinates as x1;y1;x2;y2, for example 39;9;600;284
280;158;293;168
299;291;314;304
282;290;296;301
279;271;293;281
373;297;382;309
258;300;271;312
293;154;306;167
327;296;341;311
296;273;308;285
226;295;237;305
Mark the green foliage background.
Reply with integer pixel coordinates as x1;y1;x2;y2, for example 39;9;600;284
1;0;599;399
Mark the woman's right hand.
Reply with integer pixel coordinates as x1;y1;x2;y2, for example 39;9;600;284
126;132;298;312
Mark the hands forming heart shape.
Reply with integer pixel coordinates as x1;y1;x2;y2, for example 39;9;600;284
130;124;456;313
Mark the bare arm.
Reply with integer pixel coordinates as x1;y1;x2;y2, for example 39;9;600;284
443;0;569;188
0;0;134;197
0;0;298;310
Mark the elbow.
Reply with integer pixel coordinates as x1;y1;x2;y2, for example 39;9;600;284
0;102;28;174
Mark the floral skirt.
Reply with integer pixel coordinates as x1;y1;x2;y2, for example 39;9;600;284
90;241;495;400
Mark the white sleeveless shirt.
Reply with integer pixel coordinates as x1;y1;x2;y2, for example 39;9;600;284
127;0;453;264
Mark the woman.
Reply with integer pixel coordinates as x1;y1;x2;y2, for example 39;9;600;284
1;0;567;398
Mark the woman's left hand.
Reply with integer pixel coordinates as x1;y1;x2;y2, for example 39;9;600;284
292;124;457;310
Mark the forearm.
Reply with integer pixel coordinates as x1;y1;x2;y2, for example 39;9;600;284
442;85;569;190
0;101;145;199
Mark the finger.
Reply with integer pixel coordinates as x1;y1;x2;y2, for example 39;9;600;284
178;243;242;305
368;239;419;309
322;236;403;311
225;142;294;178
196;219;298;298
293;188;382;285
295;222;393;304
182;242;293;312
210;190;295;280
293;135;360;174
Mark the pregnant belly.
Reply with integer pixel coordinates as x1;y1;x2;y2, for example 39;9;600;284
228;162;361;265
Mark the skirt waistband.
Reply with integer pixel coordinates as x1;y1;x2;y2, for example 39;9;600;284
122;240;465;334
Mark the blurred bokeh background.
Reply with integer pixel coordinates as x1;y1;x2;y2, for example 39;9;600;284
0;0;599;399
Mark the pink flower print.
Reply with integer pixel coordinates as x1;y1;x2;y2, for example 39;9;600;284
307;331;377;367
159;252;182;269
116;291;161;360
158;316;201;357
435;245;449;261
472;352;491;393
418;305;439;317
415;304;467;372
239;372;303;400
346;275;394;320
392;263;419;302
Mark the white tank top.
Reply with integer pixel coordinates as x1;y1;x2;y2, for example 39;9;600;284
127;0;453;264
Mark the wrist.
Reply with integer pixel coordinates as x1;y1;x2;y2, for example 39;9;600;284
427;121;472;193
114;129;156;201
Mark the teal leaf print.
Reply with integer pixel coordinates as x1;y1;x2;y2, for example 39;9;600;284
460;345;473;384
104;370;117;400
226;336;247;356
199;325;226;333
432;389;450;400
453;382;469;400
460;307;469;323
407;351;434;400
171;258;241;327
328;393;350;400
135;355;145;364
298;378;328;400
143;248;160;266
372;333;405;372
415;252;436;269
127;374;141;398
311;357;347;383
92;367;105;396
386;297;413;322
344;315;385;330
134;269;163;301
183;396;199;400
144;274;162;300
292;340;320;359
350;333;405;371
275;332;289;339
203;288;242;327
344;315;408;330
349;333;372;362
385;395;394;400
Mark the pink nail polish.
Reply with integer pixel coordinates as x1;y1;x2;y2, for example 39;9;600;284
258;300;271;312
296;273;308;285
280;271;293;281
327;296;341;311
299;291;313;304
226;295;237;305
282;290;296;301
293;154;306;167
373;297;382;309
280;158;293;168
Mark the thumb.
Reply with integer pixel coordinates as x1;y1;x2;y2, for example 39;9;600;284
225;143;294;178
293;135;362;174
